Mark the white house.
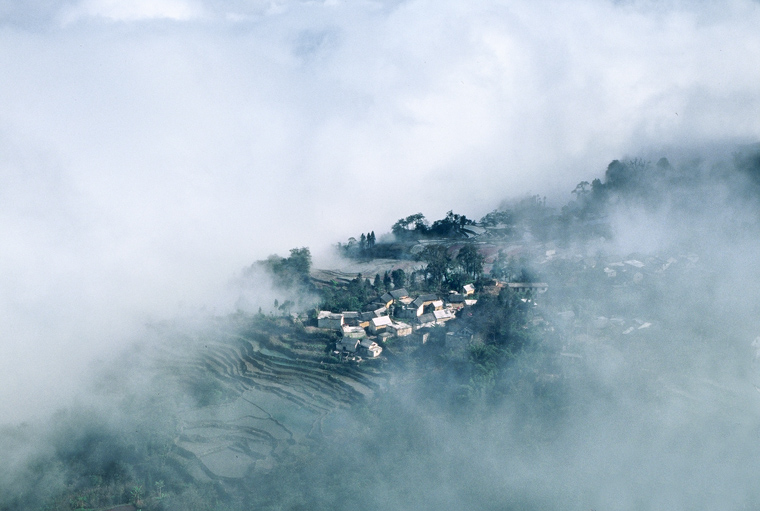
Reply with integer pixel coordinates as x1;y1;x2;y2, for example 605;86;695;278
337;338;360;353
359;338;383;357
433;309;455;323
342;325;366;339
388;321;413;337
369;315;393;335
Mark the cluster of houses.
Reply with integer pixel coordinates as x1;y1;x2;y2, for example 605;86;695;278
318;285;478;360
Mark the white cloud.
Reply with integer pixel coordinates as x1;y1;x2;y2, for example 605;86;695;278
63;0;204;22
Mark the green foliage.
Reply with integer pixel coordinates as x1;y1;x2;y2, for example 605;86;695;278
278;299;295;315
467;343;500;395
285;247;312;277
455;244;484;279
391;211;473;240
419;244;450;290
391;268;406;289
490;250;516;281
604;158;649;191
479;209;514;227
263;247;312;289
391;212;429;239
319;275;372;312
340;231;378;260
460;288;543;400
130;484;143;505
475;289;535;349
428;210;473;238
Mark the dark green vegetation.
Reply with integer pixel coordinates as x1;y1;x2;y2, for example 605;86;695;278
254;247;313;290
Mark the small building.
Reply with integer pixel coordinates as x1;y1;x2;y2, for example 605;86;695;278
463;284;475;296
342;311;360;326
426;300;444;312
360;338;383;357
378;293;394;308
359;311;375;328
336;338;360;353
415;313;437;329
395;304;422;319
390;288;410;301
389;321;413;337
369;315;393;334
433;309;455;323
342;325;366;339
448;293;465;304
318;311;344;330
412;294;439;309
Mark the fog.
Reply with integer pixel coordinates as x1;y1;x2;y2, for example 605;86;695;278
2;1;760;509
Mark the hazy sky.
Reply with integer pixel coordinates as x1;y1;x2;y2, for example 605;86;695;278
1;0;760;421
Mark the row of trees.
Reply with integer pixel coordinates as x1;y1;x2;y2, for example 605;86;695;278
339;231;378;259
320;268;417;312
392;211;475;240
419;243;485;291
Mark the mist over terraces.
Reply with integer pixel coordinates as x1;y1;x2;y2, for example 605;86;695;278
155;317;385;480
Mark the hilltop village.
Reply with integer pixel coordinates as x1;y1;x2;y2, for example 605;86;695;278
306;220;698;371
291;170;714;381
254;155;727;397
317;281;547;362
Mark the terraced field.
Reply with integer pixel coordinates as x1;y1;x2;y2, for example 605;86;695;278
152;317;386;480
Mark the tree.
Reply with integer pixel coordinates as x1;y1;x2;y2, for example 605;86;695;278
572;181;590;199
286;247;312;278
278;300;294;316
604;158;650;192
480;209;514;227
420;245;451;289
263;247;312;289
429;210;473;238
392;213;429;238
490;250;515;281
391;268;406;289
456;244;484;279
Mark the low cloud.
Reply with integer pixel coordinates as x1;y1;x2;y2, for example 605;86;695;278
1;0;759;422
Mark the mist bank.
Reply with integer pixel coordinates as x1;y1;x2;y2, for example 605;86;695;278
3;0;760;426
3;145;760;510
